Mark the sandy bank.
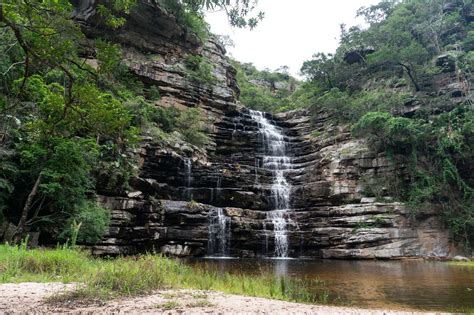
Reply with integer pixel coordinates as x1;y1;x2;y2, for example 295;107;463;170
0;282;448;314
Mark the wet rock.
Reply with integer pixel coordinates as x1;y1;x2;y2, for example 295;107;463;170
161;244;192;257
453;255;470;261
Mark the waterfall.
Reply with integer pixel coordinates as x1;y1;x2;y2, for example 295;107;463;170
249;110;292;257
207;208;231;256
183;158;192;201
215;175;222;203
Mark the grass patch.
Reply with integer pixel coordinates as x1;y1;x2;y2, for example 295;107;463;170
0;244;331;305
187;299;213;308
0;243;92;283
156;300;181;310
162;292;185;299
191;292;208;299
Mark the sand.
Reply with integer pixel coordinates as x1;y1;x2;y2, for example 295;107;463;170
0;282;449;314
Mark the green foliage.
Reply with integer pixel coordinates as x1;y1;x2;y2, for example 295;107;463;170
185;55;216;86
126;98;209;147
0;2;135;242
59;201;110;245
232;60;298;112
301;53;338;90
353;106;474;245
95;39;124;76
308;88;410;124
147;86;161;101
0;160;18;223
96;1;138;29
126;97;177;133
176;108;209;147
299;0;472;101
352;111;421;151
0;0;243;244
159;0;211;42
24;138;98;207
160;0;264;30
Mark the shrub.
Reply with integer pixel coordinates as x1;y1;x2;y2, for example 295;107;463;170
185;55;216;86
160;1;210;43
147;86;161;101
176;108;209;147
59;201;110;245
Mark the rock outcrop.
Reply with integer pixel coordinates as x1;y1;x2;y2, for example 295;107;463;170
79;1;458;259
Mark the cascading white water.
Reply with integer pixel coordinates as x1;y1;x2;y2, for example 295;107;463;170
207;208;231;256
183;158;192;200
210;174;223;205
249;110;292;257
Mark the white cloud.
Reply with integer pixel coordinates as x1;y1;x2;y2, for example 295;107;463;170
205;0;380;77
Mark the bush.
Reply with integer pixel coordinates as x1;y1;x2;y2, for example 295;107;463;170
352;111;422;152
160;1;210;43
176;108;209;147
232;59;296;112
185;55;216;86
59;201;110;245
147;86;161;101
308;88;410;124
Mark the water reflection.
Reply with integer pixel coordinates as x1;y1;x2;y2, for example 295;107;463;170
271;258;290;277
185;258;474;311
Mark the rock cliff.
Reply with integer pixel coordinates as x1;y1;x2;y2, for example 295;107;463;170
79;1;458;259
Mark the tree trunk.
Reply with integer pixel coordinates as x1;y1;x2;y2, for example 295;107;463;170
399;63;421;92
13;173;42;244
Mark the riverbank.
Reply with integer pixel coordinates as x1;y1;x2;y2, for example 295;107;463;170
0;282;448;314
0;244;329;304
1;244;472;313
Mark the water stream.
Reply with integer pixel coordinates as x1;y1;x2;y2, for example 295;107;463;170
207;208;231;256
249;110;293;257
183;157;192;201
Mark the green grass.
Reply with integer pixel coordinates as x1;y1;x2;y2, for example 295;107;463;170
0;243;93;283
156;300;181;310
0;244;330;305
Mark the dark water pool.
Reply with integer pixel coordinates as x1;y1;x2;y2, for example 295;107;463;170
184;258;474;312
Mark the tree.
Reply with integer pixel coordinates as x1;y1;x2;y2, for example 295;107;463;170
356;0;400;25
177;0;264;29
0;1;134;242
300;53;337;90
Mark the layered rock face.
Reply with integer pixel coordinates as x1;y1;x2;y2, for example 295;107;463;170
94;109;456;259
84;1;457;259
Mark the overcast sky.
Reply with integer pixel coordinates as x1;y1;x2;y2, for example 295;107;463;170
205;0;380;77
